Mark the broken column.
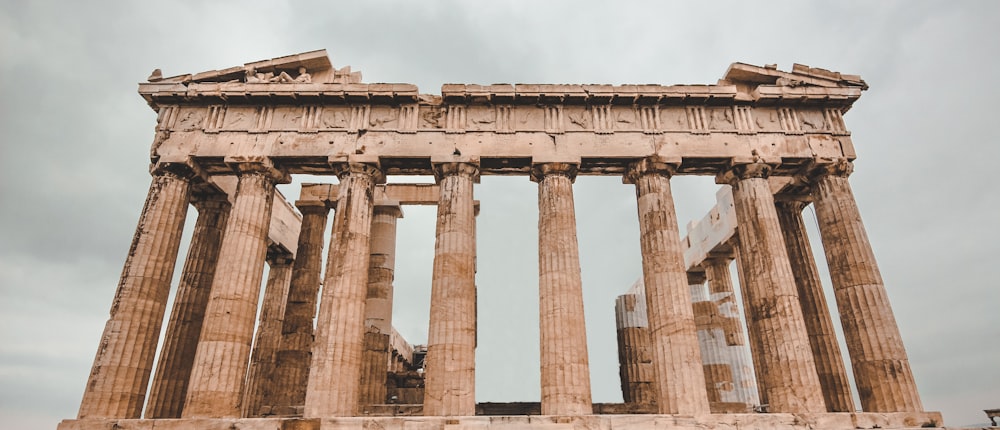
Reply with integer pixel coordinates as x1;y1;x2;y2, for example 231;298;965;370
702;257;760;409
359;203;403;407
77;161;195;419
183;157;288;418
810;159;923;412
424;162;479;416
626;158;709;415
614;282;657;406
145;194;230;418
243;250;294;417
266;200;331;415
532;162;593;416
775;199;855;412
305;162;384;417
717;161;825;413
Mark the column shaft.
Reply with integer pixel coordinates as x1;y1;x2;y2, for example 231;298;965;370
243;254;294;417
78;167;192;419
811;162;922;412
775;200;855;412
146;196;230;418
614;290;657;405
703;258;760;408
359;204;402;407
722;164;825;413
267;204;330;414
627;159;709;414
184;168;281;418
305;163;384;417
532;163;593;416
424;163;478;416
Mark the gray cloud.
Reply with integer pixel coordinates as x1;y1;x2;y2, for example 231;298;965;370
1;0;997;427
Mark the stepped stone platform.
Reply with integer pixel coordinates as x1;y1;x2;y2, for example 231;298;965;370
59;411;944;430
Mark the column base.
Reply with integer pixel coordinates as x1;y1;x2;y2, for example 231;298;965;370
59;411;945;429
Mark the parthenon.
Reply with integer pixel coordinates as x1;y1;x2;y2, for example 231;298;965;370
60;50;942;429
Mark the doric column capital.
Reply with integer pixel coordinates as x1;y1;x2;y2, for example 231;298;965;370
773;198;810;212
295;199;332;214
191;193;232;213
807;158;854;181
332;162;386;184
530;162;578;183
432;162;481;183
716;161;773;185
266;248;294;267
373;203;403;219
224;156;291;184
150;157;204;180
623;157;677;184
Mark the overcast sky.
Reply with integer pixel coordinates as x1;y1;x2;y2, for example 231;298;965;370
1;1;998;428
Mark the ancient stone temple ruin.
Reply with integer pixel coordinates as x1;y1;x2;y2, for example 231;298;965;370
60;50;942;429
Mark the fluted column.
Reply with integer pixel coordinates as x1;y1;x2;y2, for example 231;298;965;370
77;162;194;419
703;257;759;408
183;159;288;418
775;199;855;412
614;290;657;406
424;162;479;416
531;162;592;416
266;201;331;414
243;251;294;417
626;158;709;415
305;163;385;417
810;160;922;412
717;162;825;413
146;195;231;418
359;203;402;407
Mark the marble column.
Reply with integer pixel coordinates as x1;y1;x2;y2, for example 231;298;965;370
702;257;760;408
718;162;825;413
183;159;288;418
424;162;479;416
614;291;657;406
775;199;855;412
243;251;294;417
531;162;593;416
77;162;194;419
626;158;710;415
359;203;402;407
266;201;331;414
146;195;231;418
305;163;384;417
810;160;923;412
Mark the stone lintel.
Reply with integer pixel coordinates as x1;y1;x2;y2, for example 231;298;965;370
300;183;442;206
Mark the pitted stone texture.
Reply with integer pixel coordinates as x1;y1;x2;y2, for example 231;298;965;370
723;163;825;413
306;163;383;417
812;162;922;412
146;197;230;418
424;162;479;416
243;254;294;417
267;203;330;412
775;200;855;412
78;169;192;419
184;171;278;418
532;163;593;416
359;204;402;408
626;159;709;415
